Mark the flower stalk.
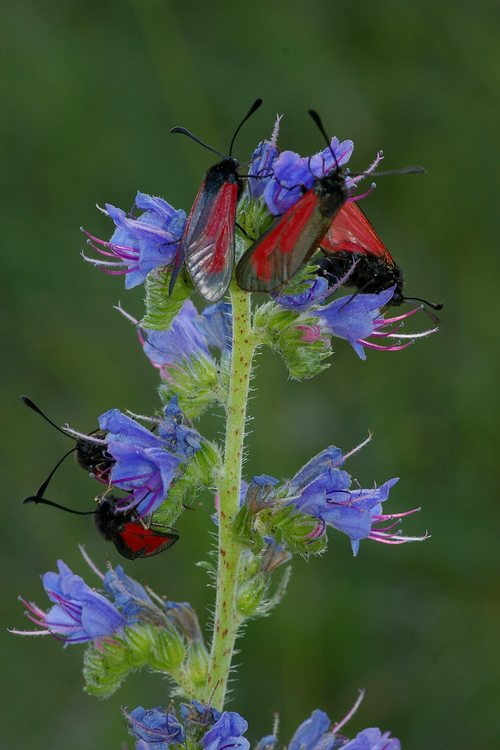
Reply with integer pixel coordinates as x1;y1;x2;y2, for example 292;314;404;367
206;285;256;709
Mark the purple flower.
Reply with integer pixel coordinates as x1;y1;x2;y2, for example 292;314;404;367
342;729;400;750
180;700;221;730
125;706;185;749
98;408;186;516
288;709;341;750
285;440;427;555
14;561;124;643
202;711;250;750
158;396;202;459
248;115;281;200
82;191;186;288
277;280;438;360
263;137;354;215
140;300;231;378
278;695;401;750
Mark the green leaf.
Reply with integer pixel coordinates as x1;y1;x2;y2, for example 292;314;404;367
141;267;191;331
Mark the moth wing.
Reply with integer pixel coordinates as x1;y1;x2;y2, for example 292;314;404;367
320;202;396;265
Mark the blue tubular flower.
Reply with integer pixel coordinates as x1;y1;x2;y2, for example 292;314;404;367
158;396;202;459
98;407;191;516
202;711;250;750
82;191;186;289
285;440;427;555
142;301;211;373
263;137;354;215
14;561;124;643
125;706;185;749
288;710;341;750
276;279;438;360
342;729;400;750
194;302;233;354
248;115;282;200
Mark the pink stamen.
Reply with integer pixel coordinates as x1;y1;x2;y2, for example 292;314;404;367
358;339;414;352
330;689;365;735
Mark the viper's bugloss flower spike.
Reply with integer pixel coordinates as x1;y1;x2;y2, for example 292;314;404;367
284;440;428;555
125;705;186;748
202;711;250;750
12;560;125;643
263;137;354;215
82;192;186;288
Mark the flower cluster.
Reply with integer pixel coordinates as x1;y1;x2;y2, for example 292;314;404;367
15;109;437;749
82;192;186;288
124;696;400;750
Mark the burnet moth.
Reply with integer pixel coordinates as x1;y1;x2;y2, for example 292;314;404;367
21;396;179;560
236;110;350;293
169;98;263;302
318;201;443;310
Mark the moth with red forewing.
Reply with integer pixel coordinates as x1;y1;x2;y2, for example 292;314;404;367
236;110;349;293
21;395;179;559
24;494;179;560
319;201;443;310
169;99;263;302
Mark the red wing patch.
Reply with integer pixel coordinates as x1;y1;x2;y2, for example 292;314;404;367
184;181;239;302
236;189;324;291
320;202;395;265
114;522;179;560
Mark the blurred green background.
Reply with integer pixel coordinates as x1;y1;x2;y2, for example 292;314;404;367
2;1;498;748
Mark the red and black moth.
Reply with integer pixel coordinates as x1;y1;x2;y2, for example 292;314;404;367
319;201;443;309
24;494;179;560
169;99;263;302
21;396;179;560
236;110;349;293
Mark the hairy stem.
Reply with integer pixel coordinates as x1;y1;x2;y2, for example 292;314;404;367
206;287;256;709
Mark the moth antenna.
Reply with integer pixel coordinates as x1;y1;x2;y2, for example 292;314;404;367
170;127;225;159
35;447;77;498
308;109;339;171
228;98;263;157
21;395;74;440
404;295;443;311
370;166;426;177
23;496;96;516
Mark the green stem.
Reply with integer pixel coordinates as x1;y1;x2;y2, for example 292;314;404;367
206;287;256;710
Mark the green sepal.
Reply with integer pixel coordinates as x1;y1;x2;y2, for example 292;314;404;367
236;196;274;254
257;564;292;616
141;267;191;331
148;627;186;672
259;504;328;555
184;641;209;689
124;623;156;667
158;354;219;419
254;302;331;380
152;440;221;527
83;638;131;699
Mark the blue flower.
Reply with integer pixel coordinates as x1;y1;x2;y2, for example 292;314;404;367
247;115;281;200
288;709;341;750
99;406;191;516
277;280;437;360
15;561;124;643
342;728;400;750
285;441;426;555
202;711;250;750
125;706;185;749
141;300;232;379
158;396;202;460
180;700;221;729
263;137;354;215
271;698;401;750
82;191;186;288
